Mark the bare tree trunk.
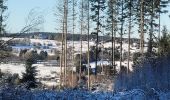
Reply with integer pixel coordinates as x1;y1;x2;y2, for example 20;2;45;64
61;1;65;87
111;4;114;75
59;51;63;89
0;10;2;35
72;0;75;88
87;0;90;90
140;0;144;56
148;0;154;56
80;40;82;79
113;26;116;74
65;0;68;87
120;0;124;68
60;11;65;88
113;1;117;74
127;0;132;73
0;0;5;36
95;0;100;78
101;23;104;74
158;5;161;53
79;0;84;81
63;0;68;87
111;1;117;75
55;0;65;89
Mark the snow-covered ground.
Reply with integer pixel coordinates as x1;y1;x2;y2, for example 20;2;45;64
1;37;147;86
0;63;76;86
0;86;169;100
1;37;149;56
0;63;25;77
1;38;169;99
1;37;96;55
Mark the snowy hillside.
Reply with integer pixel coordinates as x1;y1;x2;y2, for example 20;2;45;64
1;37;148;55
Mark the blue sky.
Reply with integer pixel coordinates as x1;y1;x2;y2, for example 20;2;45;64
6;0;170;36
7;0;56;33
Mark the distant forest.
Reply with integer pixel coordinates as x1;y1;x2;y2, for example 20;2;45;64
5;32;140;43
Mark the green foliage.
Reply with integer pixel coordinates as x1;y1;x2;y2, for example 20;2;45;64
158;26;170;56
0;40;12;61
99;47;120;61
132;52;141;62
19;49;28;57
0;71;20;85
132;52;142;66
74;54;81;73
21;58;37;89
114;56;170;91
90;0;106;28
0;50;11;59
24;50;39;62
39;51;48;60
0;0;8;35
112;48;120;61
24;50;49;61
106;0;117;31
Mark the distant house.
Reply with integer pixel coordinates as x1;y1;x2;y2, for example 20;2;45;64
84;60;111;73
33;33;48;39
39;33;48;39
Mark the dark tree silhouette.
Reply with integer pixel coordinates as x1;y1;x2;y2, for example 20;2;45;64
21;58;37;89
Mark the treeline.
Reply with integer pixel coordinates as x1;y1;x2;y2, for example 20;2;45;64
6;32;140;42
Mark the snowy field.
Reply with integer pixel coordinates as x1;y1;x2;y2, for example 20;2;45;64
1;37;96;54
0;63;76;86
0;63;25;77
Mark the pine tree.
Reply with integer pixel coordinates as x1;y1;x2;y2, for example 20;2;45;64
54;0;65;88
71;0;76;87
146;0;169;56
90;0;106;76
83;0;91;90
55;0;70;87
156;0;169;52
63;0;68;87
127;0;132;73
0;0;10;61
139;0;145;56
22;58;37;89
71;0;77;88
106;0;118;75
79;0;84;80
0;0;7;36
39;51;48;60
117;0;128;67
125;0;137;72
158;25;170;55
135;0;169;56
